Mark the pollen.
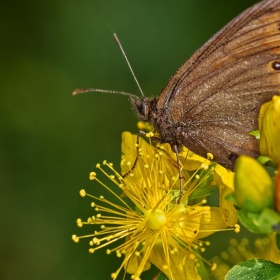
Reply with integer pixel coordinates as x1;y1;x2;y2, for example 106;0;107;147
207;153;214;160
72;235;79;243
201;163;209;170
89;172;96;180
211;263;217;271
79;189;86;197
189;253;196;260
116;250;122;258
234;224;240;233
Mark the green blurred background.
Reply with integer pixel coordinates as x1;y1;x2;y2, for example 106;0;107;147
0;0;260;279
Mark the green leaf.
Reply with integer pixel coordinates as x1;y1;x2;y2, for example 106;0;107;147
225;259;280;280
258;208;280;233
188;185;216;200
257;156;276;167
188;164;217;200
238;208;280;234
238;209;264;233
195;252;210;280
153;272;169;280
249;129;260;140
225;193;238;204
276;233;280;250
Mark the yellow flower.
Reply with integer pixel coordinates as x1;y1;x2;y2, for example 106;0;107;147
72;132;239;280
259;95;280;165
210;234;280;280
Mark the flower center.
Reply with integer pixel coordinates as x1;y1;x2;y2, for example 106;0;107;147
145;209;167;230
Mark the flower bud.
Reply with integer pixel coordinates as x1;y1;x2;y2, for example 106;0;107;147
259;96;280;165
234;156;273;212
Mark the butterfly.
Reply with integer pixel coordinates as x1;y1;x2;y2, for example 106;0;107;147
74;0;280;173
129;0;280;170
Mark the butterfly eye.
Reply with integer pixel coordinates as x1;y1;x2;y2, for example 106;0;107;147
138;103;147;117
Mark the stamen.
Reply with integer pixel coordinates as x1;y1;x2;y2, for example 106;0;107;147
80;189;86;197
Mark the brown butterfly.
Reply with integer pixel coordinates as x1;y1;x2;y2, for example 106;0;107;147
74;0;280;172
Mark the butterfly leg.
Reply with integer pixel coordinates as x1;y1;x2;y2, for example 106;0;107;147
172;144;183;204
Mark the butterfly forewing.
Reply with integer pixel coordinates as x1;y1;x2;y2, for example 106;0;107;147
154;0;280;169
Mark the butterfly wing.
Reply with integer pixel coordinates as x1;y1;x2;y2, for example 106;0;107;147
157;0;280;168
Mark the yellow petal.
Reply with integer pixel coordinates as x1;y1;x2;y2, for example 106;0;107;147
219;183;238;226
197;207;228;239
121;132;142;175
125;253;151;274
213;164;238;226
148;241;202;280
214;164;235;192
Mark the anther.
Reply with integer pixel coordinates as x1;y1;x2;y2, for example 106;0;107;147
79;189;86;197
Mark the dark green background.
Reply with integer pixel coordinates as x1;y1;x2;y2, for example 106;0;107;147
0;0;259;279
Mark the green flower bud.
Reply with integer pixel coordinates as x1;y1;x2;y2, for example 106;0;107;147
259;96;280;165
234;156;273;212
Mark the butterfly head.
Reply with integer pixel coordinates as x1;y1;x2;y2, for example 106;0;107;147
129;95;156;123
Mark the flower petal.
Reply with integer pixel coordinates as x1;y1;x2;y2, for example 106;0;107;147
197;207;228;239
214;165;237;226
149;242;202;280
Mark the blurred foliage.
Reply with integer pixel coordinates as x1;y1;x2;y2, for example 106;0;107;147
0;0;259;279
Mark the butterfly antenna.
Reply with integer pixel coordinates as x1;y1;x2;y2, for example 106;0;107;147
113;33;145;97
72;88;133;96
